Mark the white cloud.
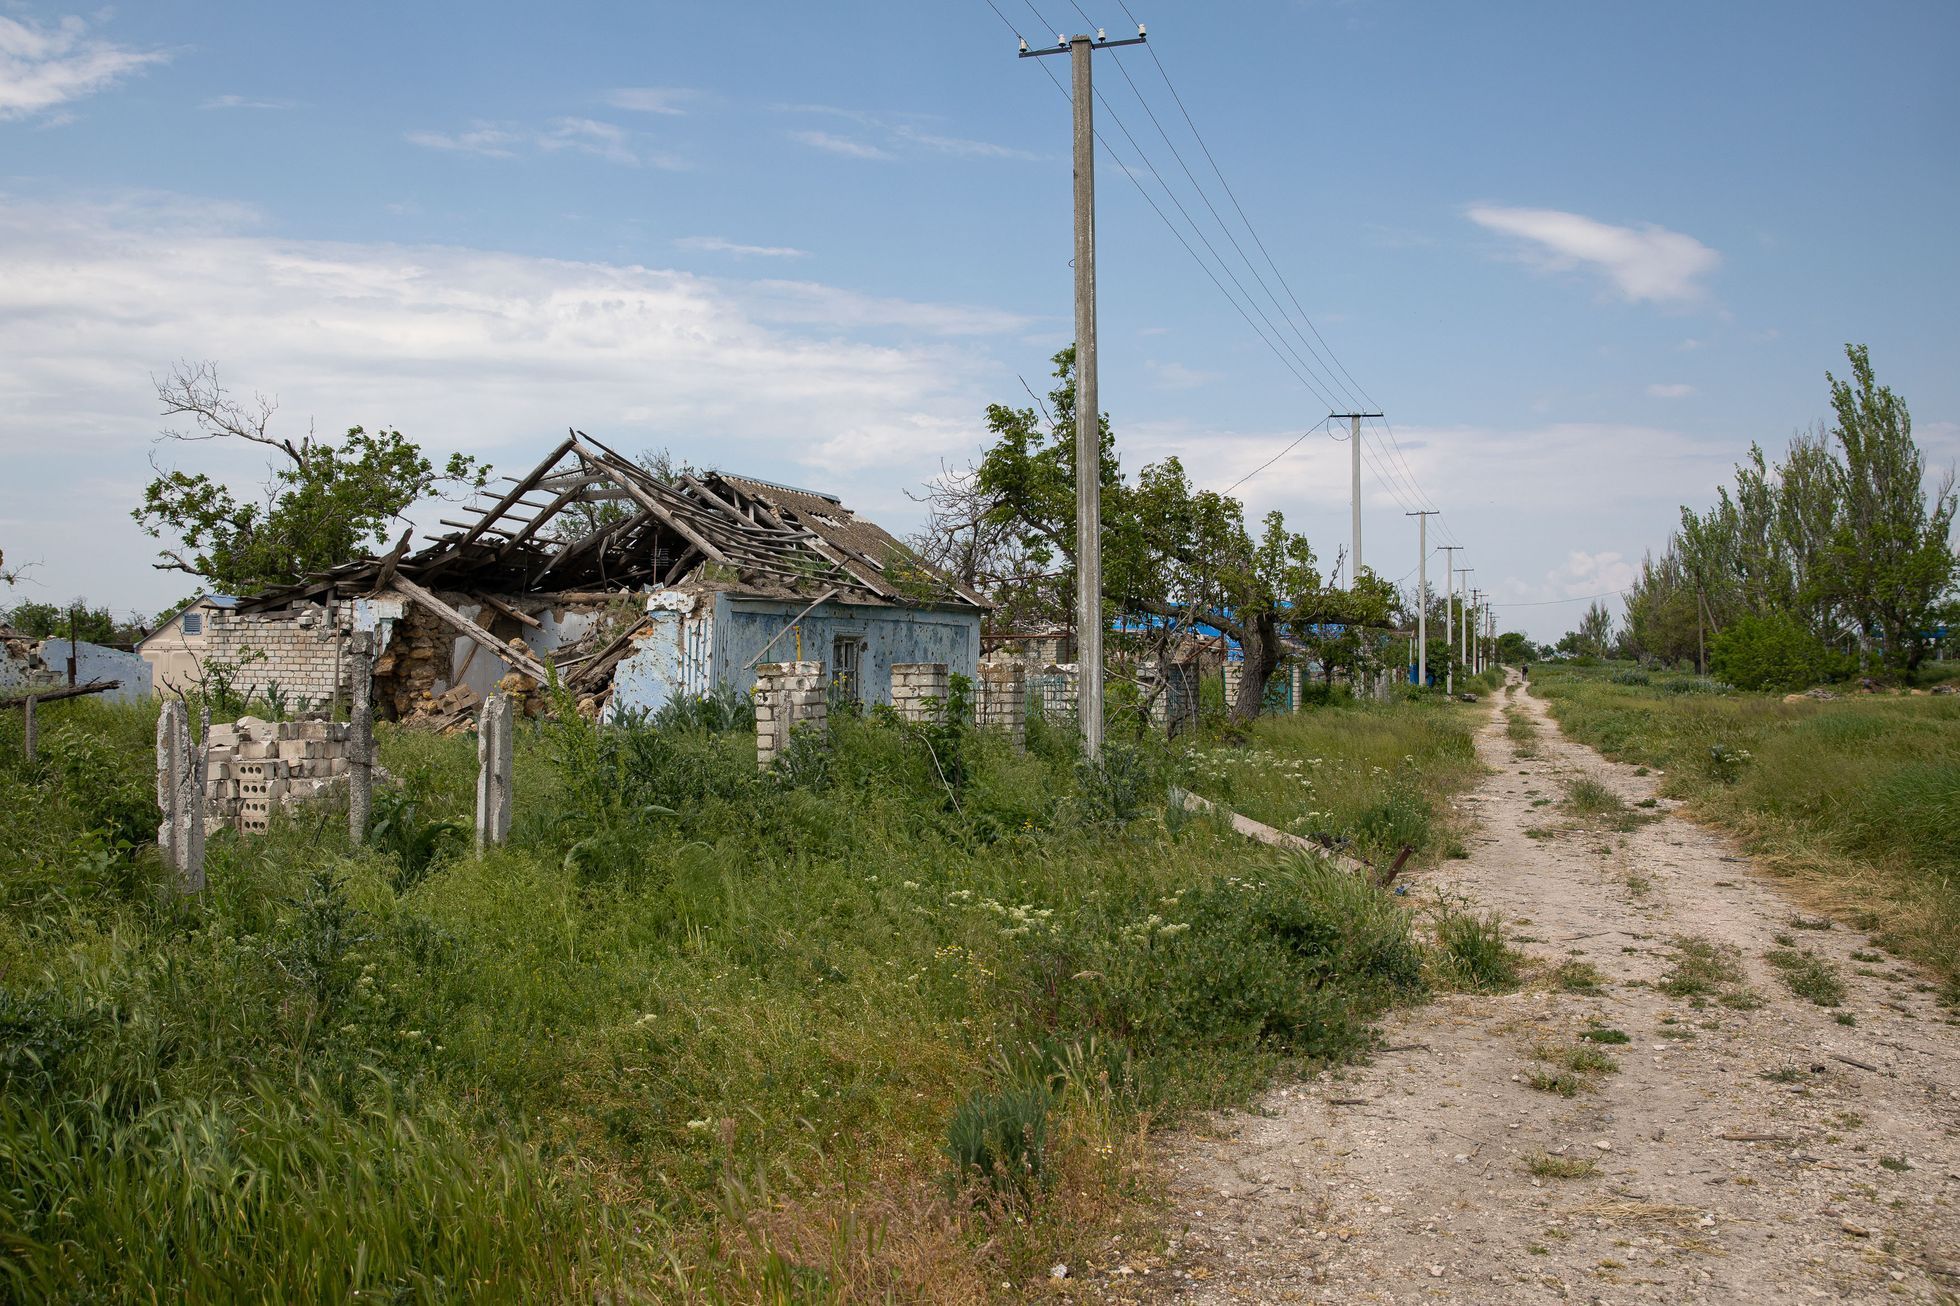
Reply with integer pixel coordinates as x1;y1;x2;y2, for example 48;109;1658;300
405;123;522;158
675;236;808;259
1465;205;1720;304
201;94;295;111
1646;382;1696;399
781;107;1032;162
0;14;167;119
0;194;1031;615
1543;549;1638;598
891;125;1036;160
604;87;695;115
407;117;679;167
1146;360;1216;391
788;129;892;160
743;279;1031;335
537;117;640;166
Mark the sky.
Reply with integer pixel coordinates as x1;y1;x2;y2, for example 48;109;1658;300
2;0;1956;643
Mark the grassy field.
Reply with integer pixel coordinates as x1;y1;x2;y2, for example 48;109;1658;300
1531;663;1960;998
0;682;1493;1302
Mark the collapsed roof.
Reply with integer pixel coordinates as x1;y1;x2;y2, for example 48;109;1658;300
239;431;987;612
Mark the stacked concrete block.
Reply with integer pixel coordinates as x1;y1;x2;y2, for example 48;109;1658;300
975;660;1026;747
201;715;354;834
890;662;950;724
1222;661;1244;711
1290;662;1303;713
754;660;827;769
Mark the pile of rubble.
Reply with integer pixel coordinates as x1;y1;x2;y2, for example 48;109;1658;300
203;716;354;833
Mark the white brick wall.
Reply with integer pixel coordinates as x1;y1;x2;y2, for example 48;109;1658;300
754;660;827;769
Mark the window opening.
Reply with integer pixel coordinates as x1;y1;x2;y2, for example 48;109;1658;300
831;637;863;706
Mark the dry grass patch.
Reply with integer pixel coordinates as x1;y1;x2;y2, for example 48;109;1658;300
1525;1152;1598;1179
1658;936;1764;1010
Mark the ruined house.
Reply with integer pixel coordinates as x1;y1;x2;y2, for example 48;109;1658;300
201;433;987;723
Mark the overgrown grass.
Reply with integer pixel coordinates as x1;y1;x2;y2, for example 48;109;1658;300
1178;696;1485;865
1534;664;1960;992
0;683;1484;1300
1504;706;1539;756
1432;906;1522;993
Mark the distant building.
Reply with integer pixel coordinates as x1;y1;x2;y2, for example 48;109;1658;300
137;595;241;697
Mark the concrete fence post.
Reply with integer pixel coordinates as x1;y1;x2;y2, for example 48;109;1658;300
891;662;950;723
348;632;373;845
154;700;206;893
475;691;513;852
21;694;35;762
755;660;826;769
156;699;182;871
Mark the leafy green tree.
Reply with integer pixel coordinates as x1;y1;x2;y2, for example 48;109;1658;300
1621;546;1702;667
133;362;490;595
1566;600;1615;658
1709;612;1828;692
1494;631;1536;664
2;599;146;645
1820;345;1957;673
975;349;1326;719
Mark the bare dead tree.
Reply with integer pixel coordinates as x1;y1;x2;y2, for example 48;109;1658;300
155;360;301;463
905;460;1046;624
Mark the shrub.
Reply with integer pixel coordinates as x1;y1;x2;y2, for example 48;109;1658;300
1709;613;1829;692
1432;908;1520;992
1037;857;1424;1066
945;1079;1053;1200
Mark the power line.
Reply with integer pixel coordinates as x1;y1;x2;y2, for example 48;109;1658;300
984;2;1469;559
1223;417;1334;495
1069;1;1365;412
1490;588;1632;608
1110;0;1382;412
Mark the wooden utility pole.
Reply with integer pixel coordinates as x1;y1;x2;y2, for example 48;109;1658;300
1021;23;1145;758
1331;413;1384;583
1438;546;1461;694
1407;511;1435;687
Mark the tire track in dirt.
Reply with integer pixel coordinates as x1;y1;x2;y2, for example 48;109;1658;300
1120;673;1960;1303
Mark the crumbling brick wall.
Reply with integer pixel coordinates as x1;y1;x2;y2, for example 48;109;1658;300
975;661;1026;746
755;660;826;769
201;716;353;834
890;662;949;723
372;603;455;720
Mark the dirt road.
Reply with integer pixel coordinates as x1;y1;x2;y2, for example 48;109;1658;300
1133;674;1960;1303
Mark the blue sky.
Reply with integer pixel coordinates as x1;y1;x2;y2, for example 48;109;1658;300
3;1;1955;641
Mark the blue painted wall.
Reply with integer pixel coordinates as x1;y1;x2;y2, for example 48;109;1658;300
710;595;979;706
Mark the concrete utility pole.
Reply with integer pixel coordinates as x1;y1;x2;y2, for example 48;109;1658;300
1407;511;1435;688
1022;23;1145;759
1469;590;1484;674
1438;546;1461;695
1456;569;1475;671
1331;413;1384;584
